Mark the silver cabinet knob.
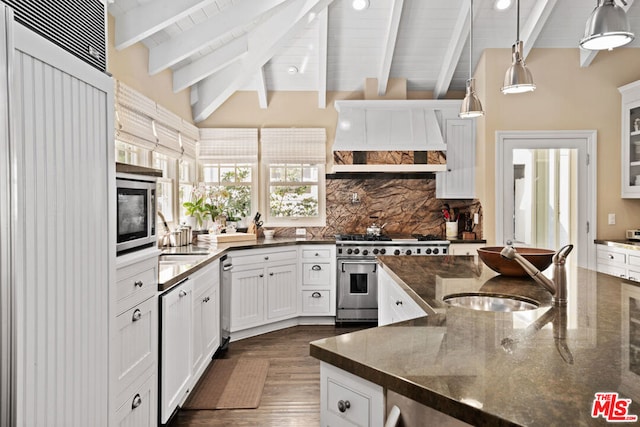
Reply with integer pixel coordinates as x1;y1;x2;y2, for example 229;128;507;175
259;274;264;278
609;254;615;259
337;400;351;413
264;256;269;260
315;252;320;256
269;272;274;276
132;309;142;322
134;280;143;288
179;290;187;298
311;265;322;271
311;292;322;298
131;394;142;409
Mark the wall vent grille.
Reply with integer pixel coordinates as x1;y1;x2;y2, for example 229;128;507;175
2;0;106;72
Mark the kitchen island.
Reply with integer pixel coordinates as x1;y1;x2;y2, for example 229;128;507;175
310;255;640;426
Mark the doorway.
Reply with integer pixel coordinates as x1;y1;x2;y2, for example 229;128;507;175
496;131;597;269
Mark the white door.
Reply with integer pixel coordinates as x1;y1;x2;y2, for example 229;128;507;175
496;131;597;269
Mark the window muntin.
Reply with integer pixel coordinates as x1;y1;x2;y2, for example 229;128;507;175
201;163;255;221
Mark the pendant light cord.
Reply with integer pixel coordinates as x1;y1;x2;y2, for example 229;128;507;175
469;0;473;78
516;0;520;42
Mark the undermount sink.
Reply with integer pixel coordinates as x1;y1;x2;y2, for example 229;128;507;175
158;254;210;265
443;293;540;312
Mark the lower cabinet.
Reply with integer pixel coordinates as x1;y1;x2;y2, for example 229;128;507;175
160;278;193;425
228;248;298;333
113;248;160;427
299;245;336;316
378;267;427;326
160;259;221;425
596;243;640;281
320;362;384;427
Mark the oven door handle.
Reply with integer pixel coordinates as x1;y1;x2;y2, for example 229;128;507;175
340;260;378;273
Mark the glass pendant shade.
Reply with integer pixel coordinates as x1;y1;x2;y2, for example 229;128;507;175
580;0;634;50
460;78;484;118
501;41;536;94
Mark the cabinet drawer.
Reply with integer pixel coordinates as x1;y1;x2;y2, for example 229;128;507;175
628;269;640;282
302;290;331;314
327;378;372;426
114;371;156;427
629;253;640;268
597;263;627;279
597;247;626;264
115;296;157;396
302;248;332;259
116;259;157;315
302;262;332;286
231;249;297;267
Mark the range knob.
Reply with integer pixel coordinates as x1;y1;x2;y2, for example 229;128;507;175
394;249;401;256
405;249;412;256
433;248;439;255
353;248;360;255
373;248;379;255
380;248;386;255
362;249;369;256
425;248;432;255
347;248;353;255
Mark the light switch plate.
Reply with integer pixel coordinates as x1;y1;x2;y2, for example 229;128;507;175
296;228;307;236
608;213;616;225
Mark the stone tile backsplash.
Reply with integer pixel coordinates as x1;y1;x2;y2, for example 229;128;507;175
274;175;483;239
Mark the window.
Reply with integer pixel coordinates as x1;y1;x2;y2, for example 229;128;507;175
178;159;196;224
115;140;150;166
153;152;175;223
198;129;259;224
260;128;326;227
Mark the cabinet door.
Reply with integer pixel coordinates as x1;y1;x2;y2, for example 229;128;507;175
201;284;220;360
266;263;297;320
436;119;475;199
160;280;193;424
114;373;156;427
621;94;640;198
230;268;265;331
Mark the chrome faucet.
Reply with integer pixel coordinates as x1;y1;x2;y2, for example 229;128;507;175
500;244;573;306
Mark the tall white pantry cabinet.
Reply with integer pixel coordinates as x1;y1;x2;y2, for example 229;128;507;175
0;5;114;427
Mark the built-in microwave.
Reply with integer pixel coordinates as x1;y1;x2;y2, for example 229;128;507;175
116;172;158;255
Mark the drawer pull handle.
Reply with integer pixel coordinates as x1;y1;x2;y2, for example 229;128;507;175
311;265;322;271
132;309;142;322
396;300;403;306
179;290;188;298
134;280;143;288
311;292;322;298
131;394;142;409
630;277;637;281
337;400;351;413
269;272;274;276
620;274;626;278
203;297;210;303
609;254;614;259
315;253;320;256
264;256;269;260
259;274;264;278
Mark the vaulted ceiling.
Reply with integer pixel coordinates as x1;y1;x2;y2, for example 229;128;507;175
108;0;640;123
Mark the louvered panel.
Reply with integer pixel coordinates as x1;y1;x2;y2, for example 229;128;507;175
12;27;111;427
3;0;106;71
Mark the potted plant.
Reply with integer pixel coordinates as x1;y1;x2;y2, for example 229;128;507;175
183;187;208;230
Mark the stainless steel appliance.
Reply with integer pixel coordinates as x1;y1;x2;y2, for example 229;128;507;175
627;230;640;241
220;254;233;350
335;234;449;323
116;171;158;255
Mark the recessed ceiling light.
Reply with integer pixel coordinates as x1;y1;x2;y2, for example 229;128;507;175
288;66;299;75
494;0;512;10
352;0;369;11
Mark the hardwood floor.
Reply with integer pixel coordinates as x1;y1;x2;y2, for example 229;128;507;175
169;324;368;427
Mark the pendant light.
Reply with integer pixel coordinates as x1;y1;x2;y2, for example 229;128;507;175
501;0;536;94
580;0;634;51
459;0;484;118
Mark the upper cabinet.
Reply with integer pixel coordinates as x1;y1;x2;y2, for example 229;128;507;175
619;81;640;198
435;119;476;199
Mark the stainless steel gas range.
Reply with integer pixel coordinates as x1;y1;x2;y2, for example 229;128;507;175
335;234;449;323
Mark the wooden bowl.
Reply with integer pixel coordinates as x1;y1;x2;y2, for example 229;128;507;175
477;246;555;277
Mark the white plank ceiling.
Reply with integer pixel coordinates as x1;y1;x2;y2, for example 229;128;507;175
108;0;640;122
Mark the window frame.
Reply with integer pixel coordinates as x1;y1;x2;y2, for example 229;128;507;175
199;162;258;223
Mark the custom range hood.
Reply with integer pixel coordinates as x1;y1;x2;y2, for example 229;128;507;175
332;99;462;173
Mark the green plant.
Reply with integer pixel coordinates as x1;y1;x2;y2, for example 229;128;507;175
182;196;207;229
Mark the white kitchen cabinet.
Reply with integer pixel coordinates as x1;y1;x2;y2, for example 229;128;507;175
320;362;384;427
114;249;159;427
449;243;484;256
160;278;193;424
190;260;220;382
596;243;640;282
228;248;298;334
618;80;640;198
436;119;476;199
378;267;427;326
299;245;336;316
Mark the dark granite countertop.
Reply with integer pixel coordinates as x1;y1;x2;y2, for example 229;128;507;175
158;236;335;291
595;239;640;251
310;256;640;426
